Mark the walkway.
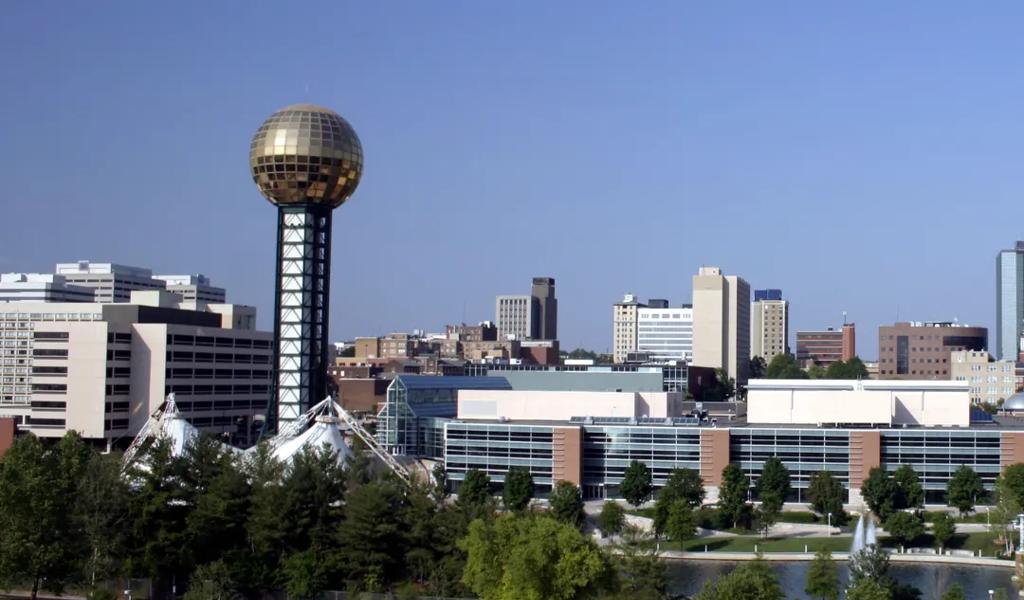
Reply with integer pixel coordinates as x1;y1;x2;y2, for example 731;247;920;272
659;550;1014;568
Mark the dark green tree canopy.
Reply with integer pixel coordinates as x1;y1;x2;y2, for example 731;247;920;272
694;559;784;600
653;468;705;535
947;465;985;516
892;464;924;510
806;470;848;526
718;463;751;530
597;501;625;536
804;548;840;600
756;457;791;501
620;460;654;507
824;357;869;379
883;511;924;546
549;480;585;528
502;467;534;513
764;353;807;379
861;467;897;520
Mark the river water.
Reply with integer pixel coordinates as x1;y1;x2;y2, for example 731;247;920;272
666;560;1016;599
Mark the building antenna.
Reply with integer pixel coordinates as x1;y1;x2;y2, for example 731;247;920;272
843;311;848;325
462;299;467;325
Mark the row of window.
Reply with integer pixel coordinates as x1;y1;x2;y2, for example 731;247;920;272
167;352;271;365
167;335;271;350
165;368;272;380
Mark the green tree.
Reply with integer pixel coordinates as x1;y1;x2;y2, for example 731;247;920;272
281;547;333;600
993;589;1010;600
849;544;890;584
807;364;827;379
337;479;406;591
187;455;251;573
931;512;956;552
999;463;1024;507
597;501;626;536
652;468;704;535
718;464;750;529
611;526;667;600
459;513;615;600
883;511;924;547
989;482;1022;555
749;356;767;379
892;464;924;510
941;582;966;600
764;354;807;379
704;368;736;401
755;491;783;538
502;467;535;513
807;470;848;526
665;500;697;542
825;357;869;379
756;458;791;504
75;451;131;587
846;578;893;600
804;549;839;600
694;558;783;600
549;480;585;528
243;444;289;593
620;460;654;507
457;469;493;517
0;433;88;599
281;444;347;552
861;467;897;521
946;465;984;516
183;560;240;600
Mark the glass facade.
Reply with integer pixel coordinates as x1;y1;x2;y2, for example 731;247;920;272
880;430;1001;502
445;421;555;491
582;426;701;499
996;247;1024;361
730;429;851;502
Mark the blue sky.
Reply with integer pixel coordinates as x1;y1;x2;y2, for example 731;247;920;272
2;2;1023;357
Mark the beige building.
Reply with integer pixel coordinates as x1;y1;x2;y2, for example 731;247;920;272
0;292;271;446
457;389;683;421
692;267;750;383
950;350;1016;405
612;294;645;363
751;292;788;364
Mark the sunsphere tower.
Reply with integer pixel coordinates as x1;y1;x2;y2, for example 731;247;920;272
249;104;363;432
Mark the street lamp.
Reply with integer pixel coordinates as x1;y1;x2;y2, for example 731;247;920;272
827;512;832;536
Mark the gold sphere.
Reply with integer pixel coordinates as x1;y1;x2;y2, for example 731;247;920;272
249;103;363;208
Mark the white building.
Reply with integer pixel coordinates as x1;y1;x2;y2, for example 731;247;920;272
949;350;1016;405
0;291;271;446
636;305;693;364
496;295;532;340
612;294;645;363
154;274;226;303
746;379;970;428
0;273;95;303
56;261;166;303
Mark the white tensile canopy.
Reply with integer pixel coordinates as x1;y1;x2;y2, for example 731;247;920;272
269;415;353;465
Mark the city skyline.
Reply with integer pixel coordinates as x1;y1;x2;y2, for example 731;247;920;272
2;3;1022;355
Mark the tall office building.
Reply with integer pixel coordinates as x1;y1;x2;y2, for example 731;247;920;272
56;262;168;303
612;294;645;363
532;277;557;340
996;242;1024;360
0;273;94;303
0;291;271;445
751;289;789;363
154;274;226;303
692;267;750;383
496;276;558;341
496;295;533;340
637;305;693;363
796;323;855;368
878;321;987;379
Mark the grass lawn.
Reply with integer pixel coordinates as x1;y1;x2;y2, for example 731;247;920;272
922;510;991;524
665;531;1005;556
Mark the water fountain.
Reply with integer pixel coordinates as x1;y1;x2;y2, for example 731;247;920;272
851;512;867;554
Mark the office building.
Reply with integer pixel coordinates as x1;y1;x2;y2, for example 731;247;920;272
384;375;1015;506
997;241;1024;360
612;294;645;364
796;323;856;368
878;321;988;379
751;289;789;363
446;322;497;342
692;267;750;383
55;261;167;303
0;291;272;446
153;274;226;303
496;295;533;340
532;277;557;340
496;277;558;342
636;305;693;364
0;273;95;303
950;351;1016;405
